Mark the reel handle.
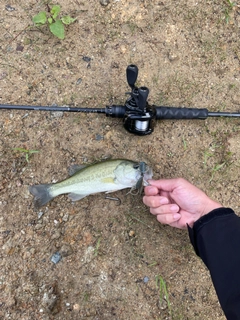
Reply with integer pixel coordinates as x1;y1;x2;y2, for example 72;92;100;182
126;65;138;89
138;87;149;112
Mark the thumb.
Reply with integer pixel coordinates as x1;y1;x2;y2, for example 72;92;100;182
148;178;181;192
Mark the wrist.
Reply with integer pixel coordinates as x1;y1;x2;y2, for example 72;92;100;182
201;200;222;218
188;200;222;228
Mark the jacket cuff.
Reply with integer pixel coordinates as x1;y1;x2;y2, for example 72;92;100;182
188;207;235;256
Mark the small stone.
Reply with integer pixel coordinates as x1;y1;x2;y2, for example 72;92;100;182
59;244;73;257
99;0;110;6
42;291;58;311
51;231;61;240
51;252;62;264
38;211;44;219
82;56;91;62
129;230;135;237
62;213;69;222
168;51;179;62
96;134;103;141
157;298;168;310
76;78;82;85
50;111;64;118
0;72;8;80
16;44;24;52
5;4;15;11
16;179;23;187
35;224;43;230
73;303;80;310
143;276;149;283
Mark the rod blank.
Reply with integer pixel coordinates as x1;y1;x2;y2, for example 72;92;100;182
0;104;106;113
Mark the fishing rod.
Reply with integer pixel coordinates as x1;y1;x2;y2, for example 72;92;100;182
1;64;240;136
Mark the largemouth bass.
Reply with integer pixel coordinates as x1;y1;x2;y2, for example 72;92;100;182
29;159;153;208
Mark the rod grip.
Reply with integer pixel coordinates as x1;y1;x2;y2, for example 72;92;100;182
155;106;208;120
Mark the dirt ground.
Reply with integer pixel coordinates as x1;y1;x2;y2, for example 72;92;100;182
0;0;240;319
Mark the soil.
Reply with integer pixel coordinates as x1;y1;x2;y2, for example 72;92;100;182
1;0;240;319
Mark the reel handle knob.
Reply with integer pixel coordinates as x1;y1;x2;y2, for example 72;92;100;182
138;86;149;112
126;65;138;89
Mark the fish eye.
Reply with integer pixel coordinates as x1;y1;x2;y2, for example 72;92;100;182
133;164;139;169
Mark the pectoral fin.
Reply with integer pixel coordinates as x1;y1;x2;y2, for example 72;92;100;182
68;193;87;201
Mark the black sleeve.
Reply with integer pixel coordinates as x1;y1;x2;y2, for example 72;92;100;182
188;208;240;320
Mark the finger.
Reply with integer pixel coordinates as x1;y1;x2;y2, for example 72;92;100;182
143;195;169;208
144;186;159;196
156;213;181;225
148;178;186;192
150;204;179;215
169;220;188;230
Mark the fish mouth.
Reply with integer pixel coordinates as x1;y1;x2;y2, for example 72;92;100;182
134;162;153;189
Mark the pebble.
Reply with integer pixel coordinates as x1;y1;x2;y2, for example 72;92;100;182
50;111;64;118
96;134;103;141
99;0;110;6
59;244;73;257
143;276;149;283
82;56;91;62
76;78;82;85
5;5;15;11
129;230;135;237
62;213;69;222
35;224;43;230
51;252;62;264
51;231;61;240
158;298;168;310
73;303;80;310
38;211;44;219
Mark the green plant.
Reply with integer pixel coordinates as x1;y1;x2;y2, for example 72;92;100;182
210;162;225;182
155;275;172;315
13;148;39;162
32;4;76;39
93;238;101;257
182;136;187;150
203;150;213;168
224;0;236;24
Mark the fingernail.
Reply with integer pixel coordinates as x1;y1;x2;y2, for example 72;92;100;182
170;204;179;212
173;213;181;220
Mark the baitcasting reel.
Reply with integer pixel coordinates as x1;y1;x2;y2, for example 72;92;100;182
1;64;240;135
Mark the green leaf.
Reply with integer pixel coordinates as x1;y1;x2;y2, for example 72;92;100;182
49;19;65;39
61;15;77;25
48;17;53;24
51;5;61;20
32;11;47;26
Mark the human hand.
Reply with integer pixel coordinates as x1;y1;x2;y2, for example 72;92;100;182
143;178;222;229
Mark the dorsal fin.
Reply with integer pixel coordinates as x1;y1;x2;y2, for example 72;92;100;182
68;164;86;176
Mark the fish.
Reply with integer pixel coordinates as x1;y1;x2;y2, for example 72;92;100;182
29;159;153;208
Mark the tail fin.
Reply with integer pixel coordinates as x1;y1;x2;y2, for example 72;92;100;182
29;184;54;208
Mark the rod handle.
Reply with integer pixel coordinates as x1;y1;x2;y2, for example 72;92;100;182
155;106;208;120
